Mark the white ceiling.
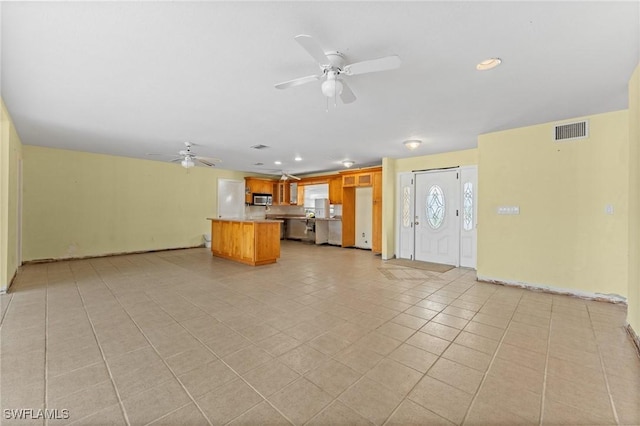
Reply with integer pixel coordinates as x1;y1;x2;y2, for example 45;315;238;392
2;1;638;176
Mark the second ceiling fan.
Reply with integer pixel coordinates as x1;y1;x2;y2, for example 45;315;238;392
275;34;401;104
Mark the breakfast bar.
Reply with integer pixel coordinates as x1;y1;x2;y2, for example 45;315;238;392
207;218;282;266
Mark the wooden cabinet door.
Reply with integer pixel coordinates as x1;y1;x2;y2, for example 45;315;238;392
244;178;254;204
211;220;223;254
342;175;356;187
372;171;382;253
357;173;372;187
297;185;305;206
329;177;342;204
289;183;297;205
240;222;255;262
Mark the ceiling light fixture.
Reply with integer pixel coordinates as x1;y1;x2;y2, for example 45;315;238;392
181;157;195;169
274;160;282;165
342;160;355;168
403;140;422;150
294;156;302;161
476;58;502;71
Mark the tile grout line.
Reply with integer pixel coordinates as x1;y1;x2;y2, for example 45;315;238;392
72;265;132;426
538;300;554;426
459;288;525;425
586;306;620;425
43;267;50;426
0;291;15;327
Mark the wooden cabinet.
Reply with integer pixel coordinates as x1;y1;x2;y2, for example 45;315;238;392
372;170;382;254
289;183;298;205
245;178;274;204
342;171;373;187
342;174;357;187
209;219;281;266
273;181;290;205
340;167;383;254
296;184;305;205
329;177;342;204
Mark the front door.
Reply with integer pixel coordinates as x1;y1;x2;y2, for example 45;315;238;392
414;170;460;266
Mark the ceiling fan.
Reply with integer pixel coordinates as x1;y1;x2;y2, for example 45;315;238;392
275;34;402;104
147;142;221;169
278;171;301;181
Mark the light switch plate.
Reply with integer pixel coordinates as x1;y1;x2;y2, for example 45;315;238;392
605;204;614;215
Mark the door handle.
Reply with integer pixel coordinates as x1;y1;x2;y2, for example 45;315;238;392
414;221;419;225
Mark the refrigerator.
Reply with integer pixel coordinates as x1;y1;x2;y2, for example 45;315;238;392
314;198;330;219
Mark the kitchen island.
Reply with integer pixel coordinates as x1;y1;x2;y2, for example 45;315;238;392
207;218;282;266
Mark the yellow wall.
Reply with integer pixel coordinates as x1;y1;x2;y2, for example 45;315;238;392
382;149;479;259
22;146;246;261
0;100;23;292
477;111;629;298
628;64;640;332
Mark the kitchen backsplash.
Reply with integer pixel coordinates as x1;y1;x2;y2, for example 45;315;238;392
244;204;342;219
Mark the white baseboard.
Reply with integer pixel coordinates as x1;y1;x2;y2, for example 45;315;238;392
476;274;627;304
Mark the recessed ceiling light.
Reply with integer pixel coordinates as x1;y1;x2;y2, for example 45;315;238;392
476;58;502;71
342;160;355;168
403;140;422;150
274;160;282;165
294;156;302;161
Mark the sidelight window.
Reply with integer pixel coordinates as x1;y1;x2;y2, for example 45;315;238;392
402;186;411;228
463;182;473;231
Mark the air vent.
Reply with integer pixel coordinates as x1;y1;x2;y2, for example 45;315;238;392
554;120;588;141
250;144;269;150
253;162;264;166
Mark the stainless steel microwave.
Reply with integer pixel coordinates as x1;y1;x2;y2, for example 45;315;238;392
252;193;272;206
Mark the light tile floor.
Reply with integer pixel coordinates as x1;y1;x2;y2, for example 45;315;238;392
1;241;639;425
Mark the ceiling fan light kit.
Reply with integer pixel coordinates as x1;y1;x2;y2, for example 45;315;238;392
403;140;422;150
181;158;195;169
342;160;355;168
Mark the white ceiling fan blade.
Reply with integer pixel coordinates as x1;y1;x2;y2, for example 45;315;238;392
275;74;321;90
169;157;183;163
340;80;357;104
195;158;216;167
294;34;331;66
195;155;222;163
343;55;401;76
286;173;301;181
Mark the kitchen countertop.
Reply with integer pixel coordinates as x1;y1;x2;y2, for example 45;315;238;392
207;217;283;223
266;215;342;221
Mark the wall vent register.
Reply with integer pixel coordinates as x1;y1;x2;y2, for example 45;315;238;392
554;120;588;141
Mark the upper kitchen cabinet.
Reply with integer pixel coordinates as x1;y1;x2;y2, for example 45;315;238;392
273;181;290;205
329;176;342;204
342;170;374;187
245;178;274;204
290;182;298;205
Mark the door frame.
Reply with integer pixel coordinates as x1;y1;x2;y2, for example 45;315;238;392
395;166;478;268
